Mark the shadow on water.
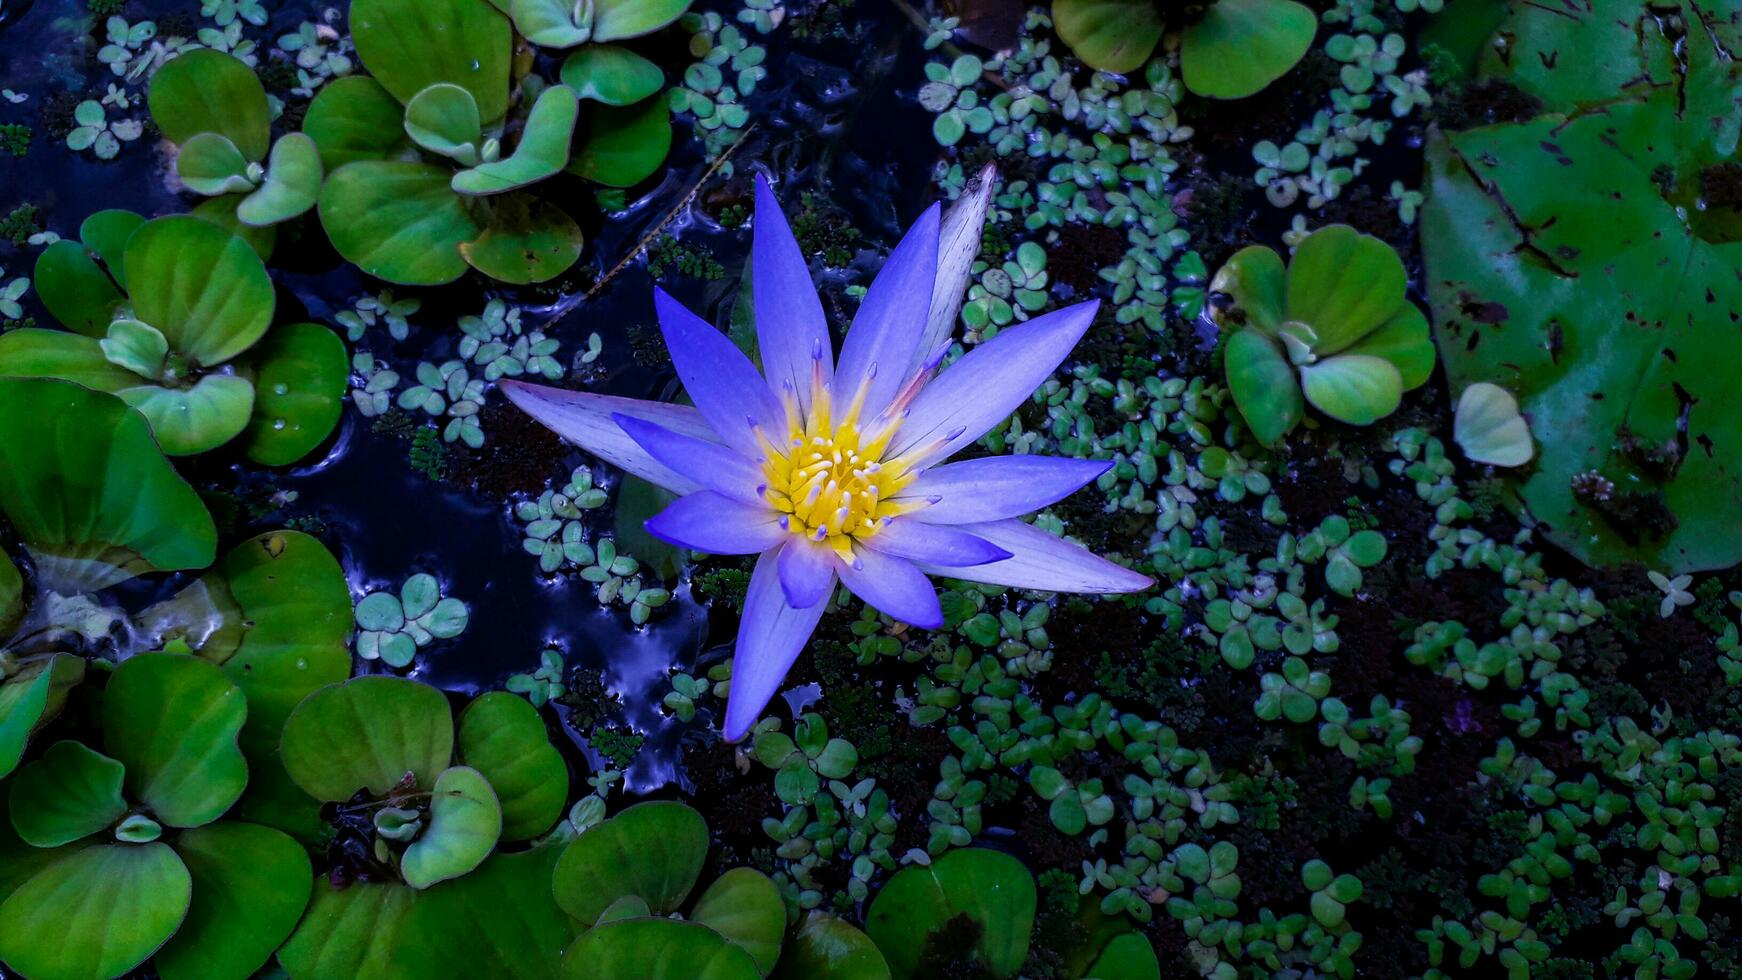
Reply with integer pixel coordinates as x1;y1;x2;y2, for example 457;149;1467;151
0;0;937;791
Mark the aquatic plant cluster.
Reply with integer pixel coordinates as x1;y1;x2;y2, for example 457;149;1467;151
0;0;1741;978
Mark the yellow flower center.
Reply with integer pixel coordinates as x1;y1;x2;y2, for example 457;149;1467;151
760;363;923;559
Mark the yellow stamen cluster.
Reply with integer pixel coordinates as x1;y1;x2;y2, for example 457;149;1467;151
761;368;919;560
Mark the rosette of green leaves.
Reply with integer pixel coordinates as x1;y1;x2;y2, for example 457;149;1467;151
1051;0;1315;99
148;49;324;255
1211;225;1435;447
0;380;218;779
304;0;673;285
5;213;346;461
552;800;876;978
276;678;576;977
1421;1;1742;572
0;654;312;980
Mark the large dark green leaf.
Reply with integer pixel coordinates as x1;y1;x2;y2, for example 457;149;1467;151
560;46;665;106
103;654;248;829
459;193;585;285
148;49;271;162
456;692;568;841
1051;0;1161;74
123;216;275;368
350;0;512;124
772;912;891;980
7;740;127;848
591;0;694;43
277;878;416;979
239;322;347;466
560;918;761;980
0;844;192;980
154;821;313;980
389;847;577;979
0;379;216;591
0;549;19;638
0;655;84;781
866;848;1036;979
318;160;483;286
78;210;146;292
552;800;708;925
1421;5;1742;571
302;75;411;170
690;868;785;974
1180;0;1316;100
281;676;454;801
568;98;671;188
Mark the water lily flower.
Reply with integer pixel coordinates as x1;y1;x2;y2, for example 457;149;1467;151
504;174;1153;740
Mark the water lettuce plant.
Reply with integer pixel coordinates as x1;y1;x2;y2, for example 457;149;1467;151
149;49;323;249
1051;0;1316;99
277;677;574;976
1210;225;1434;447
505;177;1151;740
303;0;677;285
0;654;311;980
551;800;870;977
4;212;346;461
1422;1;1742;572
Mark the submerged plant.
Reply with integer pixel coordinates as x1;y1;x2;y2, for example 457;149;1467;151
1051;0;1316;99
148;50;323;249
506;177;1151;740
1210;225;1434;447
4;212;346;461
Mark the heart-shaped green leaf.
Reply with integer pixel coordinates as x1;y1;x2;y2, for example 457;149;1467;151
148;49;271;161
239;322;347;466
1052;0;1162;74
1223;328;1302;448
690;868;785;974
456;692;568;841
282;676;454;801
318;160;483;285
7;741;127;848
390;847;577;978
560;46;665;105
351;0;512;124
32;239;126;337
867;848;1035;979
511;0;593;49
0;844;192;980
124;215;274;368
561;918;762;980
1337;302;1434;390
772;912;891;980
591;0;692;42
452;85;579;196
237;133;324;227
100;318;170;379
177;133;257;196
567;98;671;187
401;766;502;889
277;878;416;979
0;379;216;591
1454;382;1534;467
153;821;313;980
459;193;585;284
1285;225;1407;355
552;800;708;925
0;656;85;782
118;373;257;457
405;83;485;165
1299;354;1403;426
103;653;248;829
1180;0;1316;99
302;75;411;170
1209;243;1286;335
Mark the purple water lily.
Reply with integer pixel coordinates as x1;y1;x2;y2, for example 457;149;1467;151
503;174;1153;741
